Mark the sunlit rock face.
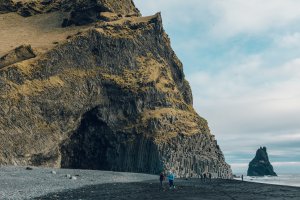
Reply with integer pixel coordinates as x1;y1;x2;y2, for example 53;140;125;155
247;147;277;176
0;0;232;178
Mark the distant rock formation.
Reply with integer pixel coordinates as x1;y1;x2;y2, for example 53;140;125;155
0;0;232;178
247;147;277;176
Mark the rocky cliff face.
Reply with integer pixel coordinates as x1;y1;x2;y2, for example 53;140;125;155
247;147;277;176
0;0;232;178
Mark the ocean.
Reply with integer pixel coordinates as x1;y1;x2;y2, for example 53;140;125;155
235;174;300;187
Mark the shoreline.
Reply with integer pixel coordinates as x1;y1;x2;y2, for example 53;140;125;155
235;179;300;188
0;166;299;200
36;179;300;200
234;175;300;188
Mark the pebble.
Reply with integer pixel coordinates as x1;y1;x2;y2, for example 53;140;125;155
0;166;156;199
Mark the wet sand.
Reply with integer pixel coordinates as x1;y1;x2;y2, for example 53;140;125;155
35;179;300;200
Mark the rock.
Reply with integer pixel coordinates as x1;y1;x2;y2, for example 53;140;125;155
0;0;60;16
25;167;33;170
51;170;57;174
0;0;16;14
0;0;232;179
61;0;140;27
99;12;120;22
247;147;277;176
71;176;77;180
66;174;71;178
1;0;140;20
0;45;36;69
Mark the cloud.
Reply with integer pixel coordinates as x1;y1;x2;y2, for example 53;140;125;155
273;162;300;167
275;33;300;48
231;163;248;168
188;54;300;173
135;0;300;173
135;0;300;38
189;55;300;136
210;0;300;37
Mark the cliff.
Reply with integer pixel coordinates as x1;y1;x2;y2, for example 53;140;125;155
247;147;277;176
0;0;232;178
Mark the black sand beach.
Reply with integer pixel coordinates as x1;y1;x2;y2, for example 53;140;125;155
35;179;300;200
1;167;299;199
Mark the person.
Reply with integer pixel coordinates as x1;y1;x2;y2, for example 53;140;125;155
203;173;207;182
200;174;203;182
208;173;212;181
241;174;244;181
168;170;175;189
159;171;165;190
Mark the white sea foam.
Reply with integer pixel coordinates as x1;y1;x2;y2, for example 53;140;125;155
235;174;300;187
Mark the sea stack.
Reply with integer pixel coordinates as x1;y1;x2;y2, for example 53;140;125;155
0;0;232;178
247;147;277;176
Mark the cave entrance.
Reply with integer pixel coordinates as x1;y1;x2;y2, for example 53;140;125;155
60;108;162;174
60;108;119;170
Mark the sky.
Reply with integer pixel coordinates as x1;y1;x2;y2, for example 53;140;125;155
134;0;300;174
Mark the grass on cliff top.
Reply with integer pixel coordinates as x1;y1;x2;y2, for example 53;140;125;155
137;107;209;142
0;11;84;56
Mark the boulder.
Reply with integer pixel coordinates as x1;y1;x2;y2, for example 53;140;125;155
99;12;119;22
25;166;33;170
0;45;36;69
0;0;16;14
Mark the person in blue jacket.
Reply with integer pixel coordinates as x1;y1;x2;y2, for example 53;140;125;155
168;170;175;189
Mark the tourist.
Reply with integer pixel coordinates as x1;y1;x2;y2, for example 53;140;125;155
209;173;212;181
159;171;165;190
242;174;244;181
168;170;175;189
203;173;207;182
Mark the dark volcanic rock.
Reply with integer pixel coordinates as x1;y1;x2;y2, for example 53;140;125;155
0;0;232;178
0;0;16;14
247;147;277;176
61;0;140;27
0;45;36;69
1;0;140;25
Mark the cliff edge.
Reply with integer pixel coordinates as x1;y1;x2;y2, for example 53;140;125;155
0;0;232;178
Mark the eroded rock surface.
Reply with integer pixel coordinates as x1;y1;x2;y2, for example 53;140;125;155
0;0;140;24
0;0;232;178
0;45;36;69
247;147;277;176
